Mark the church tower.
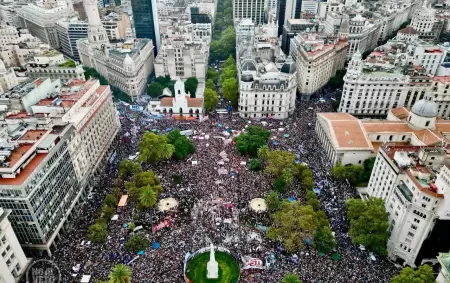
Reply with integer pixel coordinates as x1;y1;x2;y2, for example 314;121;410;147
83;0;109;49
347;50;363;75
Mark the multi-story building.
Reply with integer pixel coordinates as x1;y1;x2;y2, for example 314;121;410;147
301;0;319;15
367;144;450;267
17;1;76;48
25;48;85;83
0;208;30;283
410;2;443;43
131;0;160;55
436;253;450;283
233;0;265;25
78;0;155;101
324;12;380;59
102;12;132;41
55;17;88;61
0;59;18;92
0;78;120;255
430;76;450;118
338;33;446;118
276;0;302;36
318;0;344;20
0;23;35;47
0;0;28;27
316;99;450;166
281;19;319;55
290;33;348;99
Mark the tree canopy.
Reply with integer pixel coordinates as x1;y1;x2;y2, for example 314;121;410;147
203;88;219;113
147;82;164;98
346;197;389;255
234;126;270;156
118;160;142;180
222;77;238;105
210;27;236;62
206;78;215;90
184;77;198;98
138;132;175;163
390;265;436;283
148;76;175;96
332;163;364;185
167;130;195;160
281;273;302;283
125;234;149;253
125;170;163;210
83;67;130;102
88;222;107;243
267;201;327;252
207;68;219;81
314;226;336;253
108;264;132;283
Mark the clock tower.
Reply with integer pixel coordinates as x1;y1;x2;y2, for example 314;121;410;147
83;0;109;48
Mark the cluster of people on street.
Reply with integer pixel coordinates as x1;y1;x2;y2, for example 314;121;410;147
44;97;400;283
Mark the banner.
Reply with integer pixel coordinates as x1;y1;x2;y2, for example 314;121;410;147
242;256;265;270
152;218;172;233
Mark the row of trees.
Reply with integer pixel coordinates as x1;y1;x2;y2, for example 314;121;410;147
83;67;130;102
210;0;235;62
204;68;219;112
146;75;199;98
332;157;375;186
220;56;239;105
88;189;121;243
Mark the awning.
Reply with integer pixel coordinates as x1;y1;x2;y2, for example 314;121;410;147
118;195;128;207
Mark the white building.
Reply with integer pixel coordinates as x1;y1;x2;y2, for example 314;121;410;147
301;0;319;15
77;0;155;101
0;208;30;283
101;12;131;41
154;36;208;83
0;59;18;92
324;13;380;59
316;99;450;166
0;78;120;254
149;78;203;118
232;0;265;25
17;0;76;48
25;48;85;83
55;17;88;61
338;37;443;118
437;253;450;283
290;33;348;100
367;142;450;266
431;77;450;118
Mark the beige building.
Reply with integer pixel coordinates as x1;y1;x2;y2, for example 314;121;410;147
290;33;348;100
102;12;131;41
316;99;450;166
0;59;18;93
430;76;450;118
0;208;30;283
25;48;85;83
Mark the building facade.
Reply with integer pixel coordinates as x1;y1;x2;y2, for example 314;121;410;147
78;0;155;101
131;0;160;55
280;18;319;55
233;0;265;25
55;17;88;61
290;33;348;99
0;208;30;283
0;78;120;255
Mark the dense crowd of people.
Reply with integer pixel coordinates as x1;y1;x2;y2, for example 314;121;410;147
43;96;400;283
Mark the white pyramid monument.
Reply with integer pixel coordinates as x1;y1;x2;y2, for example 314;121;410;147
207;243;219;279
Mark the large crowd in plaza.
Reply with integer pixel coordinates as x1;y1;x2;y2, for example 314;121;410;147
44;95;400;283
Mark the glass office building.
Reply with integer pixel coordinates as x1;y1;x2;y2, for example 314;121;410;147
131;0;160;56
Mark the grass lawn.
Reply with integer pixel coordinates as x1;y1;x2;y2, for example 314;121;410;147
185;251;240;283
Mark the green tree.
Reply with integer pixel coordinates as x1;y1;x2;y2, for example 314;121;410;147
147;82;164;97
273;176;286;193
88;223;107;243
332;163;364;185
99;204;115;220
346;198;389;255
167;130;195;160
266;191;281;212
314;226;336;253
362;157;376;182
128;222;136;231
138;132;174;163
138;185;157;209
125;234;149;253
391;265;435;283
126;170;163;200
235;127;270;156
184;77;199;98
264;150;298;177
222;77;239;105
118;160;142;180
203;88;219;113
257;145;270;161
108;264;132;283
249;159;262;171
207;68;219;81
206;78;215;90
220;68;237;83
104;194;117;208
223;56;236;69
306;190;320;211
281;273;302;283
267;202;321;252
282;168;294;187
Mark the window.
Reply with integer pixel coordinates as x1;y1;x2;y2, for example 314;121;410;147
411;224;417;230
407;232;415;238
425;121;430;127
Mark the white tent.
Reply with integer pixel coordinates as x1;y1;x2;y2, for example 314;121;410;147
81;275;91;283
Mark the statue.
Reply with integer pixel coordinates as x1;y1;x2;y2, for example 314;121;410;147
207;243;219;279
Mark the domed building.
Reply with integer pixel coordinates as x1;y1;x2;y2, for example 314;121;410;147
407;99;438;130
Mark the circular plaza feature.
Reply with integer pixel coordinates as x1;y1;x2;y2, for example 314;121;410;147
185;249;240;283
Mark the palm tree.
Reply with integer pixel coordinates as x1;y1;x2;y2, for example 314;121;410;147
281;273;302;283
109;264;131;283
139;186;157;208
